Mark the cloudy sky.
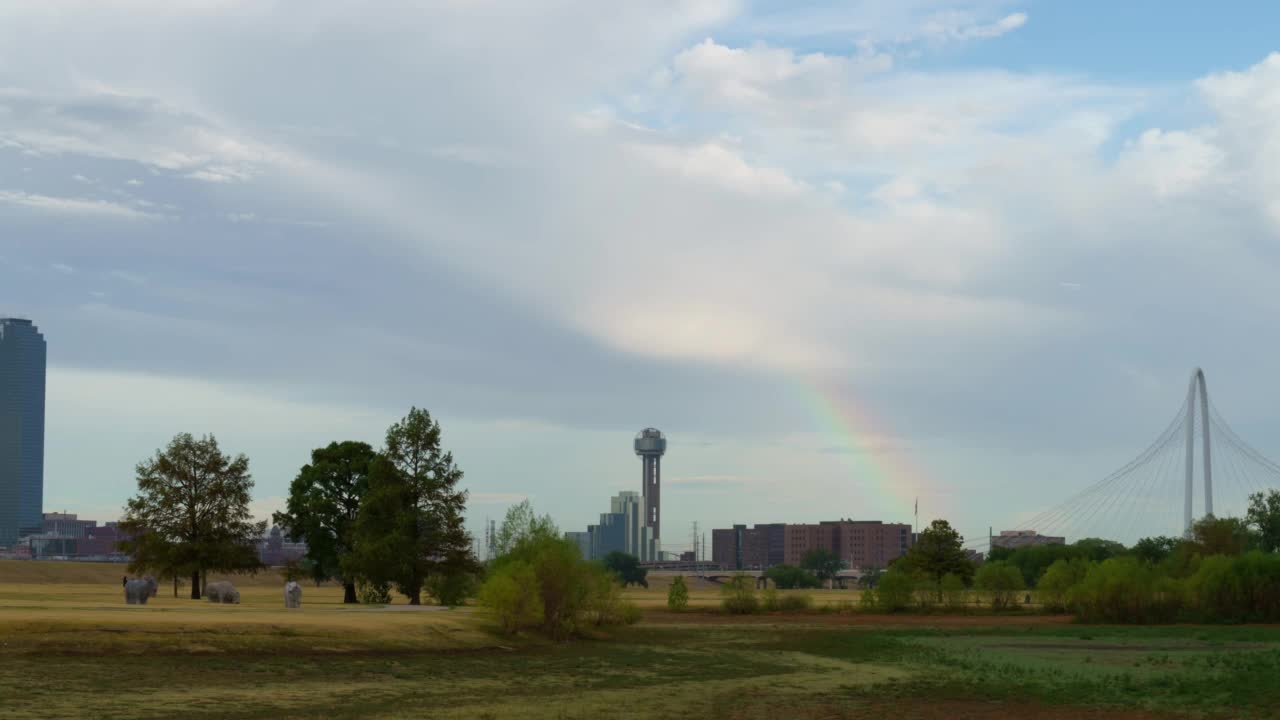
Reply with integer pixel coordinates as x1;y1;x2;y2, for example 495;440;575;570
4;0;1280;550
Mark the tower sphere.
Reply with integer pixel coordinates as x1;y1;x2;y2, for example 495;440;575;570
634;428;666;456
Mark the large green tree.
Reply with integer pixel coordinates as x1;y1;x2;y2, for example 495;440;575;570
602;551;648;588
118;433;265;599
1133;536;1181;566
900;519;973;600
800;548;843;586
273;441;376;604
348;408;474;605
1247;490;1280;553
1190;516;1255;556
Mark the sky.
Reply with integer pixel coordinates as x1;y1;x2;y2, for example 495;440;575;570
4;0;1280;551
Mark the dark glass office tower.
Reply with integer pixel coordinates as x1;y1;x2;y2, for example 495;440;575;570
0;318;46;546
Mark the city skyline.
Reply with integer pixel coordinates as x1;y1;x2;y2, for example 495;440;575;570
6;3;1280;549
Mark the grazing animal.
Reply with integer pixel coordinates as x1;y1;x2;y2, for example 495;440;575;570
284;581;302;609
124;576;158;605
205;581;240;604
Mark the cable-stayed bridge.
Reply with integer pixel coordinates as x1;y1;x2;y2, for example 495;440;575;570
970;368;1280;550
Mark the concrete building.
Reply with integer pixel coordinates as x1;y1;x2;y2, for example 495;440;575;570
79;523;129;560
590;512;627;559
991;530;1066;550
610;490;657;562
41;512;96;538
634;428;666;550
568;490;659;563
565;531;592;560
713;519;912;570
258;526;308;566
712;523;786;570
0;318;46;547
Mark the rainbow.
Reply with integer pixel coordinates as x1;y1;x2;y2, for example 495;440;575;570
793;376;926;524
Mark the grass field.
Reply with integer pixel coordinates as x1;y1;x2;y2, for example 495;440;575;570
2;561;1277;719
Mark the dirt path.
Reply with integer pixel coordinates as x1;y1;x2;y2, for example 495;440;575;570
647;610;1076;627
750;699;1181;719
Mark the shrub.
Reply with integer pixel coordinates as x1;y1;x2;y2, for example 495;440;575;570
777;593;813;612
913;575;938;610
356;579;392;605
1038;558;1091;612
1185;551;1280;622
760;587;780;611
667;575;689;611
586;566;641;626
940;572;967;610
721;575;760;614
479;529;629;638
426;572;478;607
764;564;821;589
478;560;543;634
1068;556;1180;623
874;567;915;612
975;561;1026;611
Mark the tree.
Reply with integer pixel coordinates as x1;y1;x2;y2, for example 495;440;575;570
1073;537;1128;563
667;576;689;610
974;560;1026;611
764;564;821;589
1133;536;1181;566
274;441;376;604
901;519;974;601
1038;558;1091;612
118;433;265;600
493;499;557;559
602;551;649;588
801;548;843;586
347;408;474;605
1190;516;1255;556
1247;490;1280;553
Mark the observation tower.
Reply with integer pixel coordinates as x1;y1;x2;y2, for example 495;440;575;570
634;428;666;543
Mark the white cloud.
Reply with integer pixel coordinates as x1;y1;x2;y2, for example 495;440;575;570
627;141;806;197
923;11;1028;40
1195;52;1280;228
1114;128;1225;198
0;190;157;219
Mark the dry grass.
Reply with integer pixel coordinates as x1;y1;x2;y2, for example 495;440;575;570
4;561;1275;719
0;561;494;656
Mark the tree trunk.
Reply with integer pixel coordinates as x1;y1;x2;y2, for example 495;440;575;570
408;589;421;606
173;575;178;598
190;570;201;600
343;582;358;604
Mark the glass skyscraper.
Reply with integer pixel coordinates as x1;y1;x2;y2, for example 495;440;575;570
0;318;46;546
